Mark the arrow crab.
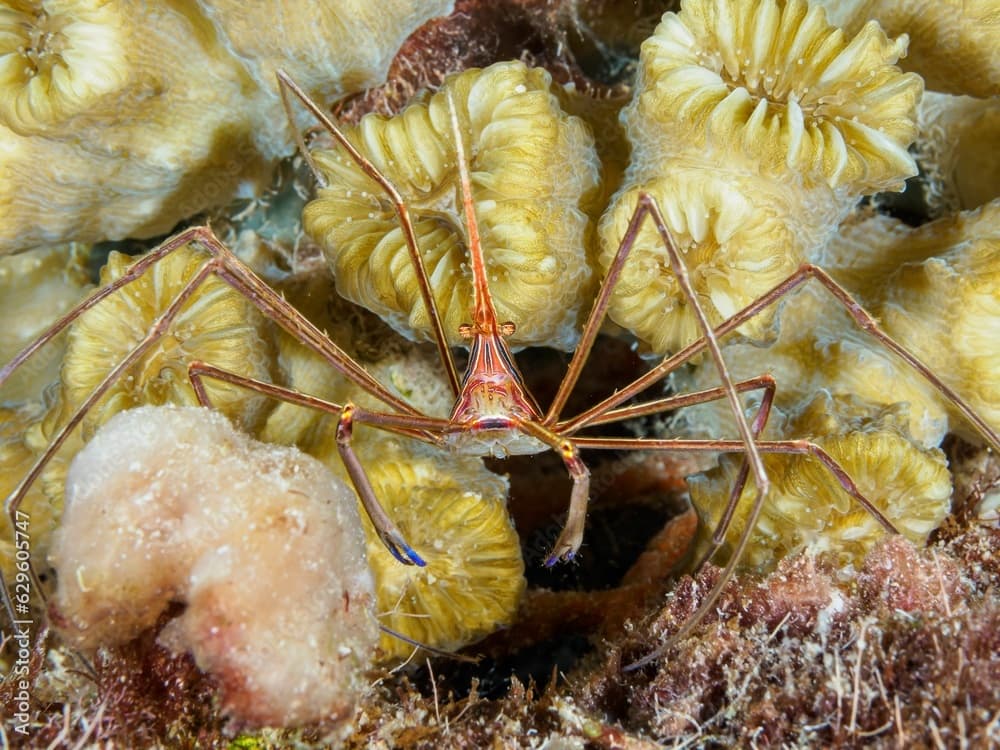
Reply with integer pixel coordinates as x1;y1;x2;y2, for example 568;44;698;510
2;1;999;731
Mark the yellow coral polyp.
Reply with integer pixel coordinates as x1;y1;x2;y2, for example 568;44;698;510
600;0;927;357
876;205;1000;437
0;1;456;254
636;0;922;191
598;168;798;354
304;60;601;350
0;404;62;582
819;0;1000;99
689;399;952;572
61;243;274;438
0;1;126;134
361;443;524;659
818;202;1000;441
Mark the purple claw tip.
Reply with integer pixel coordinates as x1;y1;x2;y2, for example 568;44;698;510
386;537;426;567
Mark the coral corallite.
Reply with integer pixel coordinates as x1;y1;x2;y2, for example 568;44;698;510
49;406;379;729
632;0;923;192
304;60;602;351
688;395;953;572
0;0;127;133
599;0;923;355
60;243;276;439
360;441;525;660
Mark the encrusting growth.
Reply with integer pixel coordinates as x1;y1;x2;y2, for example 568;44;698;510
49;406;379;729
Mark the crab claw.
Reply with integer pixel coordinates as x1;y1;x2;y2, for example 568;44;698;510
380;529;427;567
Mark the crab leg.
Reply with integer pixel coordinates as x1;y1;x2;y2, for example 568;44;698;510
565;432;899;671
277;70;461;396
518;420;591;566
187;361;447;443
0;226;435;620
334;404;425;566
186;361;455;566
571;374;778;431
562;264;1000;453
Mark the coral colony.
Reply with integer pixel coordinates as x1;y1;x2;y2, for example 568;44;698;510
304;62;602;352
1;0;998;746
0;0;452;251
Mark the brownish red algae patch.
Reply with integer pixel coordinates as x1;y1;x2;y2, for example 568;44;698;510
857;534;965;615
573;526;1000;747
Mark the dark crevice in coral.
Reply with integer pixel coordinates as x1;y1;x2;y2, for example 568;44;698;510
867;169;937;228
86;237;159;282
523;502;671;591
561;0;678;84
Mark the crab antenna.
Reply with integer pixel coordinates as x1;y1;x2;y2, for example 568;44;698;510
446;91;500;335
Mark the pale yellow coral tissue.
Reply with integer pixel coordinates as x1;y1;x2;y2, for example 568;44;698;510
0;0;455;253
304;60;602;351
600;0;923;356
688;393;952;573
